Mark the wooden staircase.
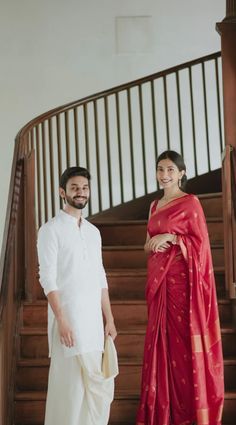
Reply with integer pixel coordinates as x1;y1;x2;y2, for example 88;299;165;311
14;193;236;425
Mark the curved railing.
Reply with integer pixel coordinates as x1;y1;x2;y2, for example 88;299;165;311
15;51;223;228
0;51;224;424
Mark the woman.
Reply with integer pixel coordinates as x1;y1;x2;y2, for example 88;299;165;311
136;151;224;425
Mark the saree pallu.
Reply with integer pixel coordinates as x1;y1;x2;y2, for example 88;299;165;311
136;194;224;425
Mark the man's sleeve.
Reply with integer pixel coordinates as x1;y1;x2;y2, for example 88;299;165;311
37;224;59;296
98;233;108;289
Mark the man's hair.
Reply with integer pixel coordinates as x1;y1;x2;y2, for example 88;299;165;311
59;166;91;191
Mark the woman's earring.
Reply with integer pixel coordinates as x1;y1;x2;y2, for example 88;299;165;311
178;178;182;187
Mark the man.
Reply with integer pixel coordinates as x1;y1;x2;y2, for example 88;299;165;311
37;166;117;425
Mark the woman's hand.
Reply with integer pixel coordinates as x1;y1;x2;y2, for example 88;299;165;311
147;233;175;253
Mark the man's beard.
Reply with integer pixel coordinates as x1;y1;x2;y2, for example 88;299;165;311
64;194;88;210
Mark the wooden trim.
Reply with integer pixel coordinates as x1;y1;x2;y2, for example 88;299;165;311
0;161;25;425
222;145;236;298
24;151;38;301
0;145;18;308
226;0;236;19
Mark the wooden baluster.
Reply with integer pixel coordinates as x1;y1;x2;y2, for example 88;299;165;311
104;96;113;208
138;84;147;195
115;93;124;204
127;88;135;199
93;100;102;211
188;66;198;176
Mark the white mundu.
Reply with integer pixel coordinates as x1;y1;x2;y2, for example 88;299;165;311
37;210;117;425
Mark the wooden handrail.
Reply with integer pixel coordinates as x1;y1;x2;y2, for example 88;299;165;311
0;144;19;316
13;51;223;230
222;145;236;298
0;160;25;425
15;52;221;138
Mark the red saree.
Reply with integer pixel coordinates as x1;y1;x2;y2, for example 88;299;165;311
136;194;224;425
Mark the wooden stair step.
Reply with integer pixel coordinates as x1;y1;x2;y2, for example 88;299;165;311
16;362;142;393
91;193;223;222
16;356;236;393
193;193;223;218
21;298;233;329
107;266;226;299
13;390;236;425
102;244;224;268
35;266;226;301
20;301;144;329
95;218;223;246
19;327;236;360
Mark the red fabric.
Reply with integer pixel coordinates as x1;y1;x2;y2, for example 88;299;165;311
136;194;224;425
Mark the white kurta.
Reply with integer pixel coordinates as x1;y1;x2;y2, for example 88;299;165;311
37;210;108;357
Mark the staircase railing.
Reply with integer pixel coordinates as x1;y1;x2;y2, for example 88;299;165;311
16;51;223;228
0;154;25;425
222;145;236;299
0;51;224;425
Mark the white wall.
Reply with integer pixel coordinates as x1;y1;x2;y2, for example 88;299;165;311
0;0;225;248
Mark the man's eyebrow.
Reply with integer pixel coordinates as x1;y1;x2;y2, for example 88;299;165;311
70;183;89;187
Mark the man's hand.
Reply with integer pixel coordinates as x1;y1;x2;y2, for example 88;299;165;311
57;314;75;348
47;291;75;348
102;288;117;340
105;319;117;340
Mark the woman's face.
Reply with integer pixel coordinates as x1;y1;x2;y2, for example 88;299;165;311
156;158;185;189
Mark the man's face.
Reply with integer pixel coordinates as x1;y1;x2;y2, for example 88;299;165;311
60;176;90;210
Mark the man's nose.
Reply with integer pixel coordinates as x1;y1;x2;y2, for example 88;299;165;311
76;188;83;195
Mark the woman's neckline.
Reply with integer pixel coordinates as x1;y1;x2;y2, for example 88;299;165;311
155;193;190;212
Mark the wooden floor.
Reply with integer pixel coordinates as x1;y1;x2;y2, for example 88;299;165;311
14;193;236;424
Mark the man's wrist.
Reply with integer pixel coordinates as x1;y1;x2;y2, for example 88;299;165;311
56;310;66;322
106;315;114;324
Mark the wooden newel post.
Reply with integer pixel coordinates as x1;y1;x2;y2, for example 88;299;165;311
225;0;236;19
217;1;236;309
216;1;236;149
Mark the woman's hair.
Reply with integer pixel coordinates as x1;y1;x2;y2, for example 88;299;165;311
59;166;91;191
156;150;187;189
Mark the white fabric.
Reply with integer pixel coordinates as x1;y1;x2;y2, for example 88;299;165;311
102;336;119;379
37;210;108;357
44;324;114;425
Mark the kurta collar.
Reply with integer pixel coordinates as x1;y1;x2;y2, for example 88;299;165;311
59;209;85;226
